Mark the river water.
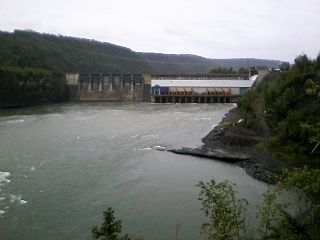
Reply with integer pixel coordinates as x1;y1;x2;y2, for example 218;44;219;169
0;103;268;240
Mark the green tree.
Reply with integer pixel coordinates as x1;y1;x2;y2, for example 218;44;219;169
238;68;249;74
305;79;320;97
278;168;320;239
237;54;320;164
91;208;130;240
257;188;288;239
197;180;248;240
209;67;236;74
0;66;66;106
198;176;319;240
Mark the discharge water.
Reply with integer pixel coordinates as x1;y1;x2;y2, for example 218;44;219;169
0;103;268;240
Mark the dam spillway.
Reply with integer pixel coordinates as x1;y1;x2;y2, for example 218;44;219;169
66;72;259;103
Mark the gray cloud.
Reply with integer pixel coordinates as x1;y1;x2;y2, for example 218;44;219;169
0;0;319;61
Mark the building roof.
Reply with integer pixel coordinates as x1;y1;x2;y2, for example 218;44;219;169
151;75;258;88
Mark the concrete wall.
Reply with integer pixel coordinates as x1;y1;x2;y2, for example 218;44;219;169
77;74;149;102
66;73;80;101
66;73;79;85
65;73;257;103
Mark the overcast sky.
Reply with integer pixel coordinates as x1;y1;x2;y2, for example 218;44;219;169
0;0;319;62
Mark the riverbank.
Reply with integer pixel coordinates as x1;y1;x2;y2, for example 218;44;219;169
201;107;287;184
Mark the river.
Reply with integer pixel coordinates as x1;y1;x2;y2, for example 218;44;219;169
0;102;268;240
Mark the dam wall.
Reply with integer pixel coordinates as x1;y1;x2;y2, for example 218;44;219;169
66;72;259;103
66;73;151;102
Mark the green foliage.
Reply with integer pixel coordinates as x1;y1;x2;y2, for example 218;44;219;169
238;54;320;164
258;188;288;239
238;67;249;74
197;180;248;240
209;67;237;74
279;168;320;239
209;67;249;75
305;79;320;97
272;87;297;119
0;30;284;75
198;175;319;240
0;66;66;106
91;208;131;240
238;90;257;112
281;168;320;203
209;67;252;75
0;30;154;73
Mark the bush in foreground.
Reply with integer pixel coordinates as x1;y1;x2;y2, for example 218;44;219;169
198;168;319;239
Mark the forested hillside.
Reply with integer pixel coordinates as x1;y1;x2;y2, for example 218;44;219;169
0;30;285;74
0;30;155;73
139;52;283;74
239;54;320;165
199;54;320;240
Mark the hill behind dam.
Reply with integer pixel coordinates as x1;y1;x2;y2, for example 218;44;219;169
0;30;284;74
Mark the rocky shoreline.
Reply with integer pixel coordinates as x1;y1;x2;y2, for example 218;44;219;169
201;107;286;184
165;106;286;184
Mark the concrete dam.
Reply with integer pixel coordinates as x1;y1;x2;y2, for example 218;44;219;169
66;71;259;103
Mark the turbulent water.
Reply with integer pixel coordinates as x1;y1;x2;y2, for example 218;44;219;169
0;103;268;240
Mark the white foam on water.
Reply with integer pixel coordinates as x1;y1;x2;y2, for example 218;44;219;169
131;134;160;140
9;194;20;203
141;134;159;139
9;194;27;205
0;172;11;186
141;147;152;151
0;196;6;201
195;117;212;121
5;119;25;124
154;145;166;151
130;134;139;139
0;210;5;216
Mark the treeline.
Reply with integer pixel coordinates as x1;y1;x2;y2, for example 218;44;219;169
0;30;154;73
0;66;66;107
140;52;284;74
239;54;320;165
0;30;285;75
209;67;249;74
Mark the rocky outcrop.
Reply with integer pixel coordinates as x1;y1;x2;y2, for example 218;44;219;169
167;147;250;162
